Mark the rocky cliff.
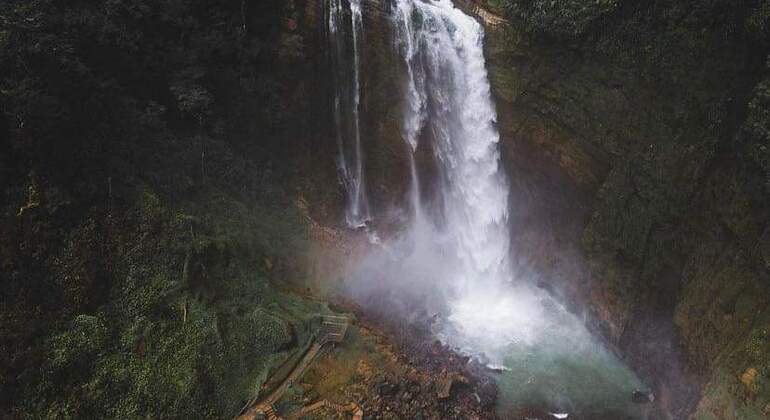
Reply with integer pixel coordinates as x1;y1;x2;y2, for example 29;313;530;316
471;0;770;418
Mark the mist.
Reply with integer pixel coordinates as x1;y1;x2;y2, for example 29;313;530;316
334;0;646;416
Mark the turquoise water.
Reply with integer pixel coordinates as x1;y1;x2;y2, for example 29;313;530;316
493;309;646;419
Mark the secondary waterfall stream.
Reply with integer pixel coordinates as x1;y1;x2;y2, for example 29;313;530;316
337;0;647;417
329;0;370;227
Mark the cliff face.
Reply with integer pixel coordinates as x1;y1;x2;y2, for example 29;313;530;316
345;0;414;225
473;0;770;418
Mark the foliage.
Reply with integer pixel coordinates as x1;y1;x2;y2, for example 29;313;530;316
739;69;770;191
501;0;619;38
0;0;328;418
48;315;110;370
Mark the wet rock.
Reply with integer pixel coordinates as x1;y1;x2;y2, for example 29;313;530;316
631;389;655;404
485;364;507;374
376;381;399;397
355;359;374;380
740;367;759;395
436;373;468;400
406;380;421;395
476;378;498;409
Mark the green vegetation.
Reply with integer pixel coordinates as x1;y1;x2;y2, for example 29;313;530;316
501;0;619;38
741;73;770;191
0;0;338;418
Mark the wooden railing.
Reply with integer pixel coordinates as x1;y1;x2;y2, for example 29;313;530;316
235;314;357;420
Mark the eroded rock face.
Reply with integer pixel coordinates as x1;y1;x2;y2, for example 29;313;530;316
307;0;417;229
464;0;770;418
355;0;414;224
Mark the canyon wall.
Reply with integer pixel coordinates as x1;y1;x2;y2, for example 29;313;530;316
470;1;770;418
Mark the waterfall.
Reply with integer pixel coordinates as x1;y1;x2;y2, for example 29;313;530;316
341;2;645;414
392;0;519;329
393;0;426;218
328;0;370;228
340;0;621;366
336;0;527;358
327;0;566;363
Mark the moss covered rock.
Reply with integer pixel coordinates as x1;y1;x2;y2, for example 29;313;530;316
473;0;770;416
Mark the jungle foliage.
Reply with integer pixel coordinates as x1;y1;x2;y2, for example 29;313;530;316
0;0;327;418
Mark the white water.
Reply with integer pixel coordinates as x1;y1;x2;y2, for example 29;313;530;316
329;0;370;228
341;0;645;416
391;0;529;357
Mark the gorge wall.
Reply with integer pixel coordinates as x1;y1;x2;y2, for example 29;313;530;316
473;1;770;418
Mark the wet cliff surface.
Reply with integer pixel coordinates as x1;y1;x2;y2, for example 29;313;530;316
472;0;770;418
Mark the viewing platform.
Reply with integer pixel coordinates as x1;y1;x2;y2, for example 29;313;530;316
235;315;360;420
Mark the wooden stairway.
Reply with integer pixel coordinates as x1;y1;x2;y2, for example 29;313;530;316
235;315;357;420
286;400;363;420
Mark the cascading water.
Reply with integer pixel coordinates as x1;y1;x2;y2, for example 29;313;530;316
391;0;533;355
328;0;370;228
342;0;647;417
393;0;426;218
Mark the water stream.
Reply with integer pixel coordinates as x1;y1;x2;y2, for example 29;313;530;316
328;0;370;228
339;0;647;417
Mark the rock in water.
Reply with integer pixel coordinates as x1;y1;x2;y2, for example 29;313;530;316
631;389;655;404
